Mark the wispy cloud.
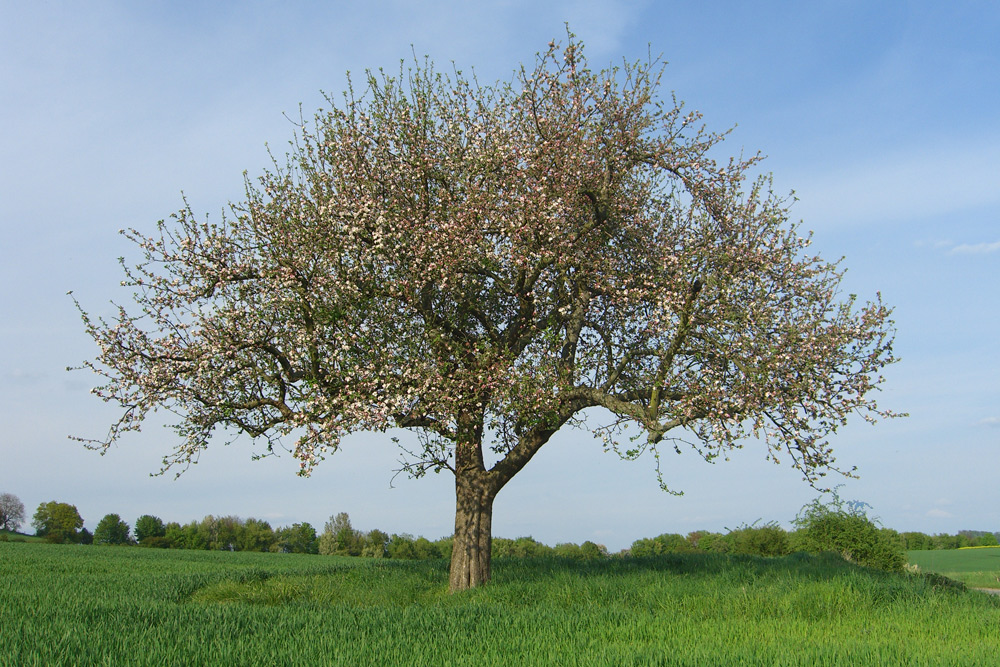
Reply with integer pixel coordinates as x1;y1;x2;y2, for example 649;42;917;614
919;239;955;249
926;508;955;519
950;241;1000;255
979;417;1000;427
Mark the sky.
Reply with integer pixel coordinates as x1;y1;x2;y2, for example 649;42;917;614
1;1;997;550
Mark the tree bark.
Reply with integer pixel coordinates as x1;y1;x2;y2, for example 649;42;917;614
447;414;569;592
449;469;496;592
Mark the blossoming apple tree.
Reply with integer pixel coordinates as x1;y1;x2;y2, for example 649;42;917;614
75;37;899;591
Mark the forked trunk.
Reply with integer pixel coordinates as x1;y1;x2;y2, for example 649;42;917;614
449;470;496;592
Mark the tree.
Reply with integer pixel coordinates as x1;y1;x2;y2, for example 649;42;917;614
93;513;133;545
237;517;276;552
978;533;999;547
900;531;933;551
386;534;417;560
0;493;26;532
319;512;363;556
201;515;243;551
412;536;442;560
32;501;84;543
74;34;900;591
579;540;607;560
361;528;389;558
134;514;167;543
275;522;319;554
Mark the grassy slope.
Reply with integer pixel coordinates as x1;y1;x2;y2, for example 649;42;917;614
2;543;998;665
0;529;43;542
908;546;1000;588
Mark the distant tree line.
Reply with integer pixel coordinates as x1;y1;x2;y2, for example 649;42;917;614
900;530;999;550
4;492;998;568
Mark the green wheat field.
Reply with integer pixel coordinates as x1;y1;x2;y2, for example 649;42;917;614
2;542;998;665
908;547;1000;590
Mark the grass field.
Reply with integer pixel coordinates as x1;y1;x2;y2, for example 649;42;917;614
908;546;1000;589
2;542;999;665
0;529;43;542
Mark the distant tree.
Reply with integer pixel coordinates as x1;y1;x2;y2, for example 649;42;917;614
629;538;654;557
237;518;276;552
412;537;442;560
75;34;902;591
553;542;584;559
78;527;94;545
630;533;691;557
134;515;166;543
957;530;999;547
978;533;999;547
319;513;363;556
579;541;607;560
32;501;84;543
183;521;205;550
387;534;417;560
433;536;454;562
361;528;389;558
931;533;968;550
656;533;691;553
900;531;933;551
209;516;243;551
93;514;132;545
276;522;319;554
0;493;26;532
493;536;552;559
162;521;183;544
693;531;727;553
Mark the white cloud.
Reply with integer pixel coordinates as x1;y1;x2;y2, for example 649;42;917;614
979;417;1000;428
950;241;1000;255
926;508;955;519
921;239;955;249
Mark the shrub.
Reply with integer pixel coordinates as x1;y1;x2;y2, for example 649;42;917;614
725;521;791;557
792;489;905;572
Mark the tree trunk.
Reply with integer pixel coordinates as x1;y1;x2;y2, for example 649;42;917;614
449;469;497;592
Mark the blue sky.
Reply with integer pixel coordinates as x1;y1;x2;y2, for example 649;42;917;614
1;1;997;549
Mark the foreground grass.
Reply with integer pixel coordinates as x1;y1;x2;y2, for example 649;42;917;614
2;543;998;665
908;546;1000;589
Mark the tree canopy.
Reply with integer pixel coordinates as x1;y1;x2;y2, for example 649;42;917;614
134;514;166;543
0;493;26;533
32;501;85;544
93;513;132;546
75;35;899;590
